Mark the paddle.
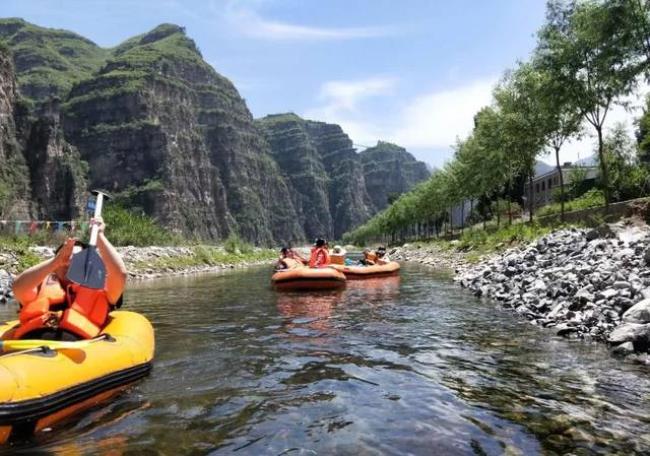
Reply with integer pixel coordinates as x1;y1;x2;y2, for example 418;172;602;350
66;190;110;289
0;334;108;352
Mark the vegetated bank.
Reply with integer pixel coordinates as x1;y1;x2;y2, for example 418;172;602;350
0;205;278;295
393;217;650;361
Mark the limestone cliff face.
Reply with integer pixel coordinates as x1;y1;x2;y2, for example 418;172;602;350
62;24;302;244
258;115;431;240
360;141;430;211
257;114;334;240
0;45;30;218
303;120;374;239
20;100;87;219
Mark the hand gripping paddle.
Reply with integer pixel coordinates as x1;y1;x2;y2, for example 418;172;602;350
66;190;110;289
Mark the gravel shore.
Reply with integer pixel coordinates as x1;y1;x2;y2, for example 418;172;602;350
395;219;650;359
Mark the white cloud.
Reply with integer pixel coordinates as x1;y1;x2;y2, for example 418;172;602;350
303;76;497;153
224;6;395;41
303;77;397;146
390;78;497;149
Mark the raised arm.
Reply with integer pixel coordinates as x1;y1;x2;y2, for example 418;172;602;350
12;238;75;305
93;218;127;304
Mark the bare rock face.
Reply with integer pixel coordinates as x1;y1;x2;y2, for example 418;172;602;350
0;44;30;219
256;113;334;240
258;115;430;240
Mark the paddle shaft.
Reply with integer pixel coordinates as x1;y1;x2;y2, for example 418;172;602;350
89;192;104;246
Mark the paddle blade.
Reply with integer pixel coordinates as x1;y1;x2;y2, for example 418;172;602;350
66;245;106;289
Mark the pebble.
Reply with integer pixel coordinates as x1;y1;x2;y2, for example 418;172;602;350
427;220;650;356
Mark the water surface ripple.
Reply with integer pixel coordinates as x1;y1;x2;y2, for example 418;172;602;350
3;264;650;455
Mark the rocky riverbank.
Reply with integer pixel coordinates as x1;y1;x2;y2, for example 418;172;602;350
399;219;650;359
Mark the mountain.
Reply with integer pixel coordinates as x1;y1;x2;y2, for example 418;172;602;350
359;141;430;210
0;19;428;243
257;114;430;239
534;160;554;176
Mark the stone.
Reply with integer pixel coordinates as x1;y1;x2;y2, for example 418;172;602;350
622;299;650;323
611;341;635;356
608;323;650;350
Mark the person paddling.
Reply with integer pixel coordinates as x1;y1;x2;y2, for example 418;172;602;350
11;216;127;340
309;238;331;268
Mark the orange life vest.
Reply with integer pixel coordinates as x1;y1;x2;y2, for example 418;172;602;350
14;275;111;340
309;247;331;268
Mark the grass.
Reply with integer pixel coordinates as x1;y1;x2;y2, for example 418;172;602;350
537;189;606;217
103;205;179;247
130;245;276;273
0;236;42;271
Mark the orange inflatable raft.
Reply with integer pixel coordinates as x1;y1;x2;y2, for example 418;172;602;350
331;261;400;280
272;259;346;291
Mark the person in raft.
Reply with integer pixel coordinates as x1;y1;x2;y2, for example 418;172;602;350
309;238;331;268
376;246;390;264
359;248;378;266
11;216;127;341
276;246;308;269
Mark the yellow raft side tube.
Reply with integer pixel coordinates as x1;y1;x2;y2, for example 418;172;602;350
0;311;154;443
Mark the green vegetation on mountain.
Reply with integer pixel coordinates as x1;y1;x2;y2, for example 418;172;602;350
0;18;107;101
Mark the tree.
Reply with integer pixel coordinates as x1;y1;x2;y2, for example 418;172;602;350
537;0;640;207
493;64;549;222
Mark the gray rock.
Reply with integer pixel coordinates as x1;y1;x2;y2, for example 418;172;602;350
622;299;650;323
608;323;650;351
611;341;635;356
613;281;632;290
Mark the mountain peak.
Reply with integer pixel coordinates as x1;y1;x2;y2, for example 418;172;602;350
140;23;187;44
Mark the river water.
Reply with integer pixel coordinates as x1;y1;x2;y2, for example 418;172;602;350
3;263;650;455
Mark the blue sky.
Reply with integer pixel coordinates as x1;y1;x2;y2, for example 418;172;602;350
2;0;604;167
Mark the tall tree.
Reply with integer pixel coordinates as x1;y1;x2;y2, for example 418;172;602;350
537;0;639;207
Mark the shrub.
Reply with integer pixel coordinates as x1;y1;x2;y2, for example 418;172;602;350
223;233;253;254
103;205;178;246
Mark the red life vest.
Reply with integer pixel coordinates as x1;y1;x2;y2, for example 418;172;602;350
309;247;331;268
14;275;112;340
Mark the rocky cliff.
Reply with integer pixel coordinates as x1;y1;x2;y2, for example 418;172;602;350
0;43;30;218
0;19;427;243
360;141;430;211
257;114;430;239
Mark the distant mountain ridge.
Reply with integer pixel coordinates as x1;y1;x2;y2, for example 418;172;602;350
0;19;429;243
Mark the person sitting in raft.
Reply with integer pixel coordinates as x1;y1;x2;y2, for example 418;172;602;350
359;248;378;266
376;246;390;264
11;217;127;341
276;247;308;270
330;245;347;265
309;238;331;268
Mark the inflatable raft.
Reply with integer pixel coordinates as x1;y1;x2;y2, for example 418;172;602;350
332;261;400;279
272;259;346;291
0;311;154;443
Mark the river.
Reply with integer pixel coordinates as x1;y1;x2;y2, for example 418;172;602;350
2;263;650;455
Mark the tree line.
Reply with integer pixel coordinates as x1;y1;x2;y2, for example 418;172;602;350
344;0;650;246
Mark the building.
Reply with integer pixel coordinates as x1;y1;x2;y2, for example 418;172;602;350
524;163;599;209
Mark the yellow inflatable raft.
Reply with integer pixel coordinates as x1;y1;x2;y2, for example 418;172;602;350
0;311;154;444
